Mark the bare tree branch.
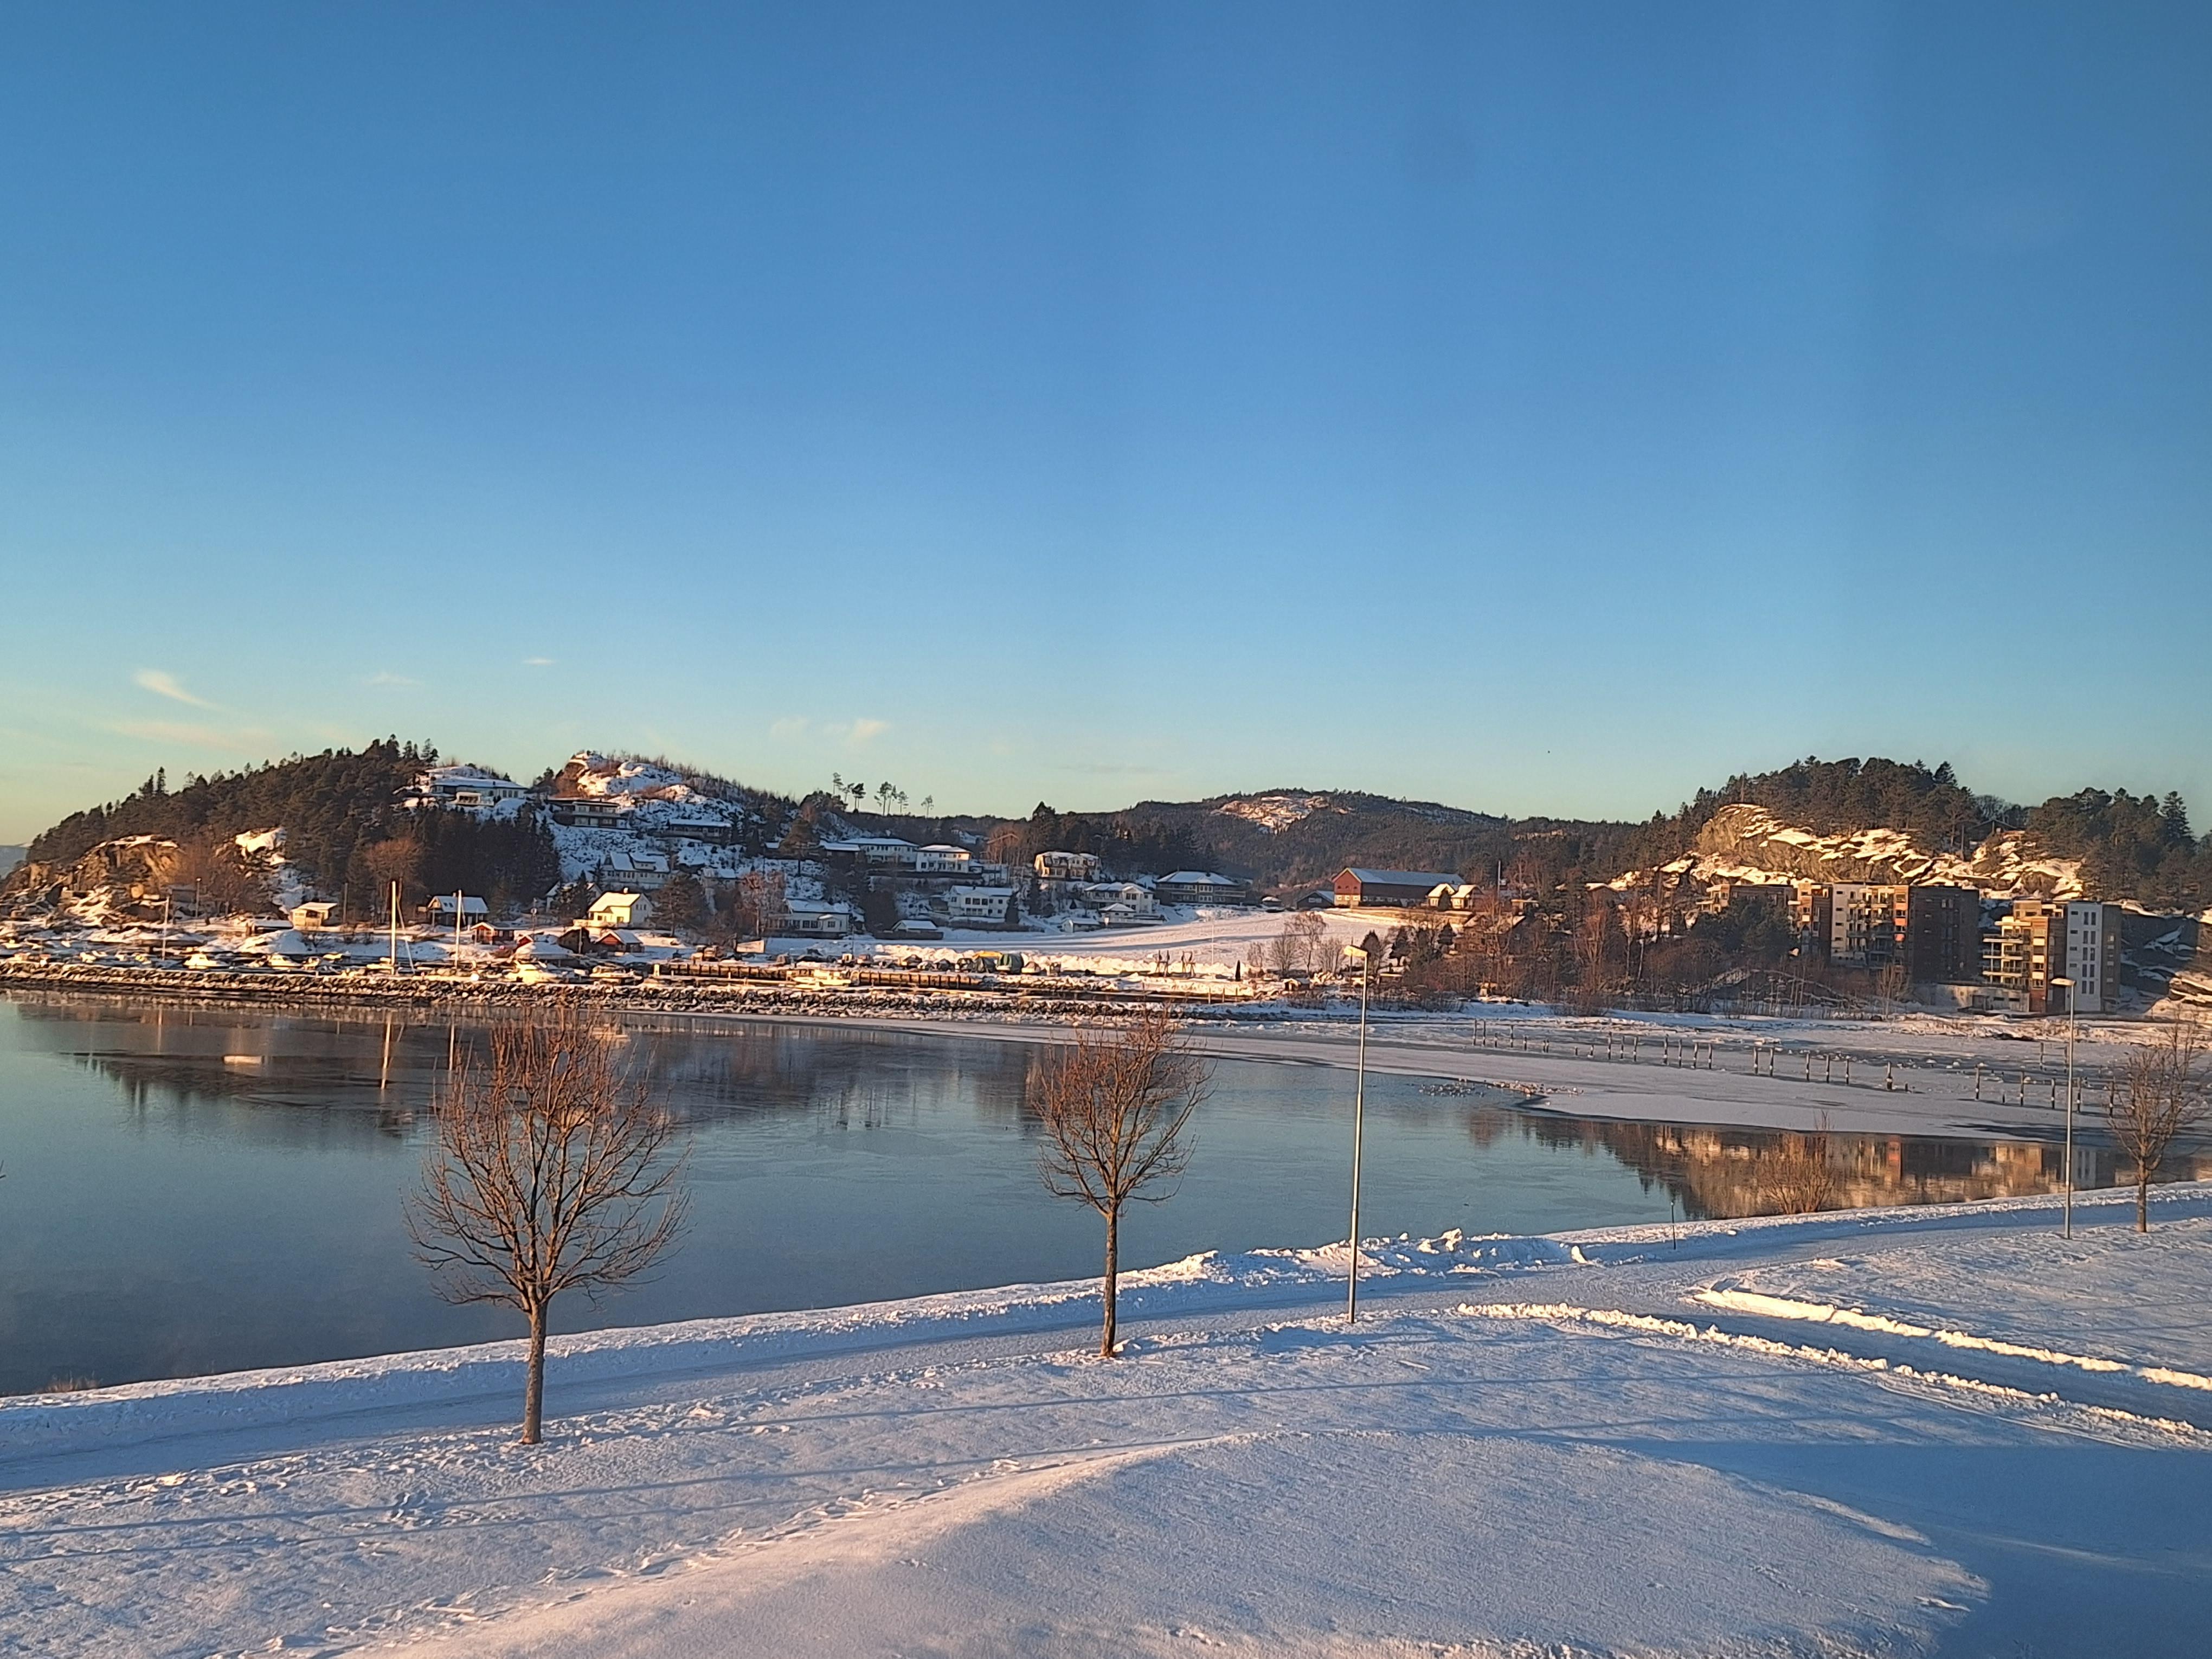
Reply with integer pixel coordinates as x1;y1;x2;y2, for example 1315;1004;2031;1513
406;1008;689;1442
1032;1011;1208;1358
2107;1021;2207;1232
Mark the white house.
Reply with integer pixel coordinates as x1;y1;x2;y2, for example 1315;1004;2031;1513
600;850;670;892
288;901;340;931
943;886;1020;928
1081;881;1158;916
424;766;528;808
1034;850;1101;883
820;835;920;870
782;900;855;938
915;844;975;874
423;895;490;925
2063;902;2124;1014
588;892;654;929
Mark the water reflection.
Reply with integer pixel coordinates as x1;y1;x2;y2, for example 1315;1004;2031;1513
0;992;2194;1394
1489;1111;2207;1221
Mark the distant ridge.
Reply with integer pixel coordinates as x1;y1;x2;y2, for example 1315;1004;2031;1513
8;747;2209;916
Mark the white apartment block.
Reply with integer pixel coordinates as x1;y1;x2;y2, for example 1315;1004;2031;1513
2062;902;2123;1013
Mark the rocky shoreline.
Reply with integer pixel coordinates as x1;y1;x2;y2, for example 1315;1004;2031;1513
0;959;1282;1025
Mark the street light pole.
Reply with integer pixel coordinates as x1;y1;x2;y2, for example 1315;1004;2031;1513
1347;945;1370;1325
2053;975;2076;1238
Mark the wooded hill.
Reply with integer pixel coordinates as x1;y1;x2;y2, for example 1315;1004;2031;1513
10;740;562;915
11;746;2211;916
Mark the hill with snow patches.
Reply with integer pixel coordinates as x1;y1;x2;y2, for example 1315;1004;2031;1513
1677;802;2085;898
7;747;2208;923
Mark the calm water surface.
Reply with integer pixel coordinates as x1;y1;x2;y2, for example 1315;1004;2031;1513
0;994;2091;1394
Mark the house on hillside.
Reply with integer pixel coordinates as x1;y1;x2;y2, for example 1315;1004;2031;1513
550;799;623;830
1333;868;1461;908
600;850;670;891
819;835;921;871
1079;880;1158;917
423;894;490;927
1034;850;1101;883
782;900;855;938
1155;871;1251;905
289;901;340;931
915;844;975;875
941;886;1020;928
660;817;739;846
425;767;527;808
588;891;654;929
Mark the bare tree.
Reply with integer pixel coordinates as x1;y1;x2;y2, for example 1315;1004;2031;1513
167;831;274;916
2107;1021;2207;1232
1033;1011;1210;1356
1266;912;1326;977
408;1012;688;1443
725;868;787;942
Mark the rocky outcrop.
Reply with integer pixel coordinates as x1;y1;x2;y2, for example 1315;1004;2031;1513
3;836;180;911
1687;805;2081;898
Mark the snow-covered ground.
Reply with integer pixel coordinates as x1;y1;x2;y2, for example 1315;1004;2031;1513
5;1186;2208;1657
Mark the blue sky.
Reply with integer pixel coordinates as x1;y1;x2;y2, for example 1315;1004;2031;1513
2;2;2207;843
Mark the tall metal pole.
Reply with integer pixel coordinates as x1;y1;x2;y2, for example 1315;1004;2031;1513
2062;977;2077;1239
1348;952;1369;1324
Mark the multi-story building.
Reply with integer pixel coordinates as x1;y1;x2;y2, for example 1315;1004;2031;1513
1790;882;1832;943
1827;884;1908;967
1034;850;1101;883
2062;901;2124;1013
1904;884;1983;985
1803;882;1979;983
1984;899;2066;1013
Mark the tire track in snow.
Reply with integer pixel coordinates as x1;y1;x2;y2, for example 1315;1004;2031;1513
1457;1302;2212;1444
1689;1285;2212;1395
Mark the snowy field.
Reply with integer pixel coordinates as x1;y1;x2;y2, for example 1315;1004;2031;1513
4;1186;2209;1657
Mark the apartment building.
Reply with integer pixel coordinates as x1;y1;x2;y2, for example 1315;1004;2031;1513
1800;881;1980;983
2062;901;2124;1013
1983;899;2065;1013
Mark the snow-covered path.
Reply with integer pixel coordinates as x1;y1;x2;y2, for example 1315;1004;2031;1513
3;1188;2208;1657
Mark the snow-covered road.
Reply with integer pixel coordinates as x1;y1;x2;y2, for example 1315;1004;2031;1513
3;1187;2208;1657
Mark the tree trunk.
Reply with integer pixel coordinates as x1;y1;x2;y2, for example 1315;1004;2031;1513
1100;1206;1120;1359
522;1305;547;1444
2138;1166;2152;1233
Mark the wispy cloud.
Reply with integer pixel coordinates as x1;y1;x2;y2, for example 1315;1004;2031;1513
846;718;889;745
523;657;557;667
366;670;420;687
769;717;811;742
134;669;218;709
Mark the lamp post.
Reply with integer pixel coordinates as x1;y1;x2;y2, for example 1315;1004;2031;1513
1345;942;1372;1324
2051;975;2076;1238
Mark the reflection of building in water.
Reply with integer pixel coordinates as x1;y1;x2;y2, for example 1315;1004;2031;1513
1503;1114;2212;1222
